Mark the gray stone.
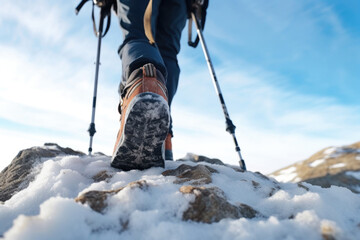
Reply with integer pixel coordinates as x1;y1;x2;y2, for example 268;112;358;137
92;170;112;182
304;172;360;193
0;143;84;202
75;180;148;213
75;188;122;213
162;164;218;185
177;153;225;165
180;185;258;223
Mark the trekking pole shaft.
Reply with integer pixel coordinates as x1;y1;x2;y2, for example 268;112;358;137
191;12;247;170
191;13;228;120
88;14;104;155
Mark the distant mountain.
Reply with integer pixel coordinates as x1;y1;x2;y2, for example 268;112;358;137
270;141;360;193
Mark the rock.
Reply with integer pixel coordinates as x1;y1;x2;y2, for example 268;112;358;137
305;172;360;193
269;141;360;193
162;164;218;185
254;171;271;181
75;188;121;213
177;153;225;165
252;180;260;189
75;180;148;213
321;224;337;240
180;186;258;223
92;170;112;182
0;143;84;202
297;183;310;191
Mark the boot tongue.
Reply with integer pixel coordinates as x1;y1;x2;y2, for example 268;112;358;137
142;63;166;85
122;63;167;100
143;63;157;78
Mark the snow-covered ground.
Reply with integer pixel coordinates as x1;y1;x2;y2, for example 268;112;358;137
270;166;299;182
1;153;360;240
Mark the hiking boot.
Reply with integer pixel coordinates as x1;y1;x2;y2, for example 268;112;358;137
111;63;170;171
165;133;173;160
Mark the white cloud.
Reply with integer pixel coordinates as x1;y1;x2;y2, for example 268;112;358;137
0;0;358;176
0;0;71;44
171;54;360;173
0;1;121;171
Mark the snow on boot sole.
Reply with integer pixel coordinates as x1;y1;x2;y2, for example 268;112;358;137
111;92;169;171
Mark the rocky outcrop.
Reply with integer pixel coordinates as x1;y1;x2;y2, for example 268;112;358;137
75;180;148;213
177;153;225;165
162;164;259;222
77;164;260;223
305;171;360;193
92;170;112;182
0;143;84;202
270;141;360;193
162;164;218;185
180;186;258;223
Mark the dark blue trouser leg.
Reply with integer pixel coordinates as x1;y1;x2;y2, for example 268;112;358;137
156;0;187;107
117;0;187;135
156;0;187;135
116;0;166;82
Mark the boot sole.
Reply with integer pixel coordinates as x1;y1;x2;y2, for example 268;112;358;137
111;92;169;171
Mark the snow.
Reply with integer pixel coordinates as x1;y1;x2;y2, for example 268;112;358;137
280;166;297;175
323;147;336;155
325;147;360;159
309;159;325;168
272;172;298;182
329;163;346;169
1;154;360;240
43;144;61;151
323;147;346;159
270;166;298;182
346;171;360;180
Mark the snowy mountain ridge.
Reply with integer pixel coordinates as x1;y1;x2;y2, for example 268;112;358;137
270;141;360;193
0;144;360;239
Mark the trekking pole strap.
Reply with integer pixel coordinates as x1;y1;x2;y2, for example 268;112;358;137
187;0;209;48
75;0;89;14
75;0;117;37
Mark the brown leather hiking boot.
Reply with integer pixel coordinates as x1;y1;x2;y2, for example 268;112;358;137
111;63;170;171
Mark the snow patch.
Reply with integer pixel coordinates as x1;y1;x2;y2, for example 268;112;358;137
309;159;325;168
271;173;298;183
43;144;60;151
346;171;360;180
329;163;346;169
280;166;296;175
323;147;336;155
293;177;302;182
270;167;298;183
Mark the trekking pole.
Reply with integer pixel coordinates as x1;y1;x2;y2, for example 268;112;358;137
190;11;247;171
76;0;116;155
87;11;105;155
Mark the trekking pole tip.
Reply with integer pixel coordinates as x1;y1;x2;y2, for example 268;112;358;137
239;159;247;171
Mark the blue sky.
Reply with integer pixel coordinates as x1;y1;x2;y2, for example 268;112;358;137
0;0;359;173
